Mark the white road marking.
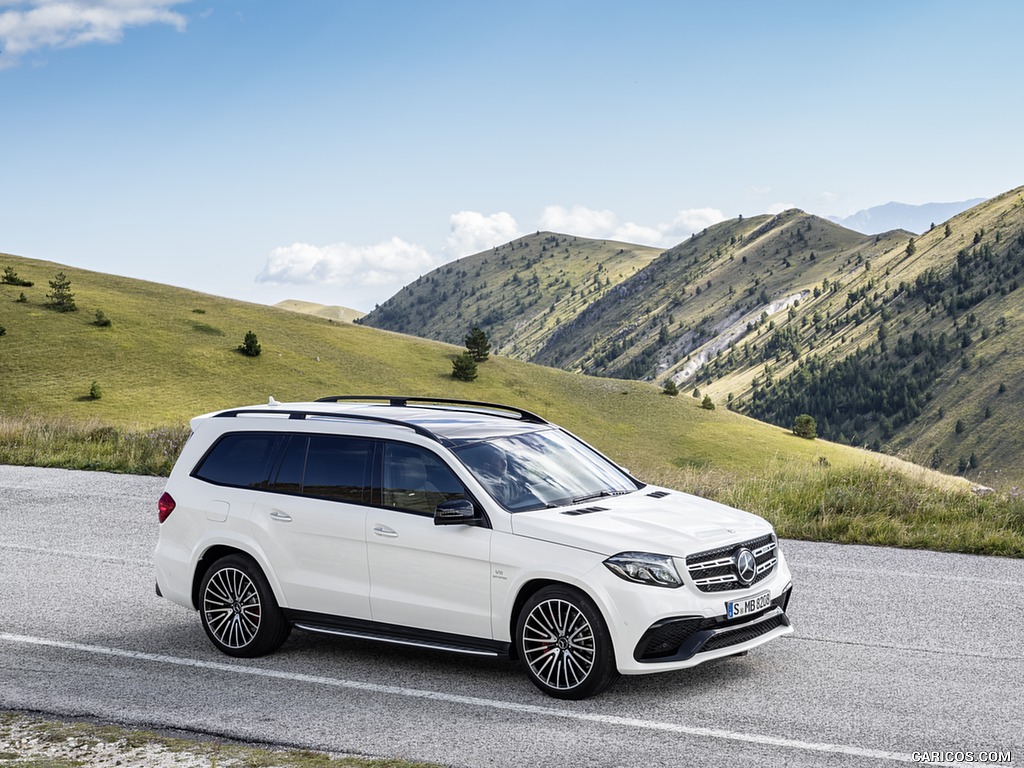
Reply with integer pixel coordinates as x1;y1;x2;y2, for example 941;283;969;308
0;632;936;765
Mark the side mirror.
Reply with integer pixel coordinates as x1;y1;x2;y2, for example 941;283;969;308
434;498;478;526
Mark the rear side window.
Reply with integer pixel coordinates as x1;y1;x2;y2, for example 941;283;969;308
193;432;282;488
302;435;374;504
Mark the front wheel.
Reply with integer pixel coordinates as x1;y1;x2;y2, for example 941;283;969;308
515;586;619;699
198;554;290;657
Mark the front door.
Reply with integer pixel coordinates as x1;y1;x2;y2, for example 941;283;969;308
366;442;492;638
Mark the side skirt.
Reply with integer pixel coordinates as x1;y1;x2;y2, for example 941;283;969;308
284;609;512;659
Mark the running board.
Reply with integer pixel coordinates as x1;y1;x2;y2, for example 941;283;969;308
287;611;510;659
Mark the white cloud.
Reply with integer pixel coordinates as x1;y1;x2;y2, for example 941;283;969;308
0;0;187;66
257;237;438;291
611;221;664;244
539;205;618;238
660;208;727;240
767;202;798;214
444;211;521;258
538;204;726;247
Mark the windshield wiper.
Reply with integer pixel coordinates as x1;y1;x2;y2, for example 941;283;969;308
571;489;631;504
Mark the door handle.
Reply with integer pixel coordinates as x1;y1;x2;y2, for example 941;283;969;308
270;510;292;523
373;525;398;538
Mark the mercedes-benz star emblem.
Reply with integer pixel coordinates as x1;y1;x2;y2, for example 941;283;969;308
735;548;757;586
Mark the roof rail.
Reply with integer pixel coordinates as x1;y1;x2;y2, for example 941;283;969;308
210;408;443;442
314;395;549;424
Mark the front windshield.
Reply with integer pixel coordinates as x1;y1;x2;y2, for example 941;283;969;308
452;428;639;512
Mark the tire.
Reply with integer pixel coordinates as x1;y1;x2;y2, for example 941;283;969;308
198;554;290;658
515;585;619;699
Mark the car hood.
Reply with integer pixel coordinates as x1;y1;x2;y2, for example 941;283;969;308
509;486;772;557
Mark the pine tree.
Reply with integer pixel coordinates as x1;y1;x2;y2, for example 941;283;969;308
46;272;76;312
451;352;478;381
465;326;491;362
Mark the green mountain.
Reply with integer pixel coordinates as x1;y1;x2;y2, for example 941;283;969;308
362;233;662;359
362;187;1024;490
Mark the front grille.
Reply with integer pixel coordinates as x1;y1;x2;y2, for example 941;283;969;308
685;533;777;593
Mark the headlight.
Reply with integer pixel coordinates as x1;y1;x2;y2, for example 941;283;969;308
603;552;683;588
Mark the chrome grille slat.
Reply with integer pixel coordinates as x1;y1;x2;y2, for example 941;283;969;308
685;533;779;593
693;574;738;587
687;555;734;571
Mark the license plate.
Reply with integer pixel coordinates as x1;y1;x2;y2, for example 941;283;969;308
726;590;772;619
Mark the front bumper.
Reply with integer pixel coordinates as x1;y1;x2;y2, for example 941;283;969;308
633;586;792;663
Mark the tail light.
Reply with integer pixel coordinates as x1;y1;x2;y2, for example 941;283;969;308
158;492;176;523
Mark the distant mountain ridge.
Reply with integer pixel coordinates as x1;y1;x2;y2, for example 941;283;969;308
362;187;1024;489
829;198;986;235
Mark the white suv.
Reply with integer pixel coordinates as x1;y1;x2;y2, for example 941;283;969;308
155;396;793;699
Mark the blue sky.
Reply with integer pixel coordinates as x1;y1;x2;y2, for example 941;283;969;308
1;1;1022;311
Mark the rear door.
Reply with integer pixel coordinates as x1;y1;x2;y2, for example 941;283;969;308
248;434;374;620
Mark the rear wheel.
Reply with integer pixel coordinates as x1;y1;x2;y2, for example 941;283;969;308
516;585;619;699
199;554;290;657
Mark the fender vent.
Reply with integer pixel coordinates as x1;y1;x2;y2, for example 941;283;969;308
647;491;670;498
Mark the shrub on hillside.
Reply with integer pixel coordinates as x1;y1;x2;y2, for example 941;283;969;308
238;330;262;357
2;266;33;287
793;414;817;439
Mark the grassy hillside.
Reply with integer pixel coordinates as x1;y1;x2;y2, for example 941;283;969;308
274;299;365;323
1;251;1022;556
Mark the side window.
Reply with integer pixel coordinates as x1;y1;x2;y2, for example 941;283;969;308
193;432;282;489
302;435;373;504
267;435;307;495
382;442;467;515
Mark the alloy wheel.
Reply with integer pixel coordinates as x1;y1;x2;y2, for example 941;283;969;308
521;598;596;691
202;566;263;649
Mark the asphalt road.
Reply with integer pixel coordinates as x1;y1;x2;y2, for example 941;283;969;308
0;464;1021;767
